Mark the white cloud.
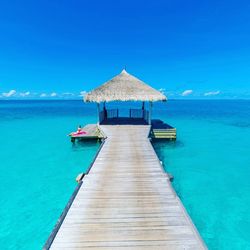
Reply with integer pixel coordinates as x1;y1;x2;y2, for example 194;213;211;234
204;91;220;96
62;92;74;96
79;91;87;97
181;90;193;96
40;93;47;97
2;89;16;97
19;91;30;97
50;92;57;97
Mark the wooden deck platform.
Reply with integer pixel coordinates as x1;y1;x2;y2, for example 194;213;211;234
69;124;105;142
47;125;206;249
151;120;177;140
70;119;177;142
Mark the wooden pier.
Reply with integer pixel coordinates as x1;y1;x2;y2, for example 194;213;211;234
46;125;206;249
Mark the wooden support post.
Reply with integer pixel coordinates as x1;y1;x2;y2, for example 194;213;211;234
103;102;107;121
149;101;153;125
142;102;145;119
97;103;100;124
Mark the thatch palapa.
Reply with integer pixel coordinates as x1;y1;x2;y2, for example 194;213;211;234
84;69;167;103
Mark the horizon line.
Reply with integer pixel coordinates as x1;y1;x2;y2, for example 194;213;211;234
1;98;250;101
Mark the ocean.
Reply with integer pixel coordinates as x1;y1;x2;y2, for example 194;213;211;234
0;100;249;249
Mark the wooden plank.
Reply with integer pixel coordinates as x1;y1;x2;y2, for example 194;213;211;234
50;239;201;249
48;125;206;249
152;125;177;139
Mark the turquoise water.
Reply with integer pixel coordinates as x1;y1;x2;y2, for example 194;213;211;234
153;100;250;249
0;101;100;249
0;100;249;249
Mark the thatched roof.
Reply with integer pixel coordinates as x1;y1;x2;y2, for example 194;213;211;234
84;70;167;103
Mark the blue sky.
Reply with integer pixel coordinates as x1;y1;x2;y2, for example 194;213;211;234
0;0;250;99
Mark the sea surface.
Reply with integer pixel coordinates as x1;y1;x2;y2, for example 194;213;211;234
0;100;249;249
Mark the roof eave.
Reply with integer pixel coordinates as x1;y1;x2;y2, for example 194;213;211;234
84;95;167;103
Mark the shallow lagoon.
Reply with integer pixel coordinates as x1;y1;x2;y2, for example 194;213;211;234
0;100;249;249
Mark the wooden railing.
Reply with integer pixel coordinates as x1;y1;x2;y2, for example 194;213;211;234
130;109;143;118
129;109;149;123
107;109;119;118
99;108;149;124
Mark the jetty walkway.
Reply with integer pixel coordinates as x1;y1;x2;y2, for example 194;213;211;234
47;125;206;249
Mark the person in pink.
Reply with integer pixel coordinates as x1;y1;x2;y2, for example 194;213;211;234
77;125;82;133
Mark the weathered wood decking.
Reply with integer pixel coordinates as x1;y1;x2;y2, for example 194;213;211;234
70;119;177;141
151;120;176;140
48;125;206;249
69;124;105;142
